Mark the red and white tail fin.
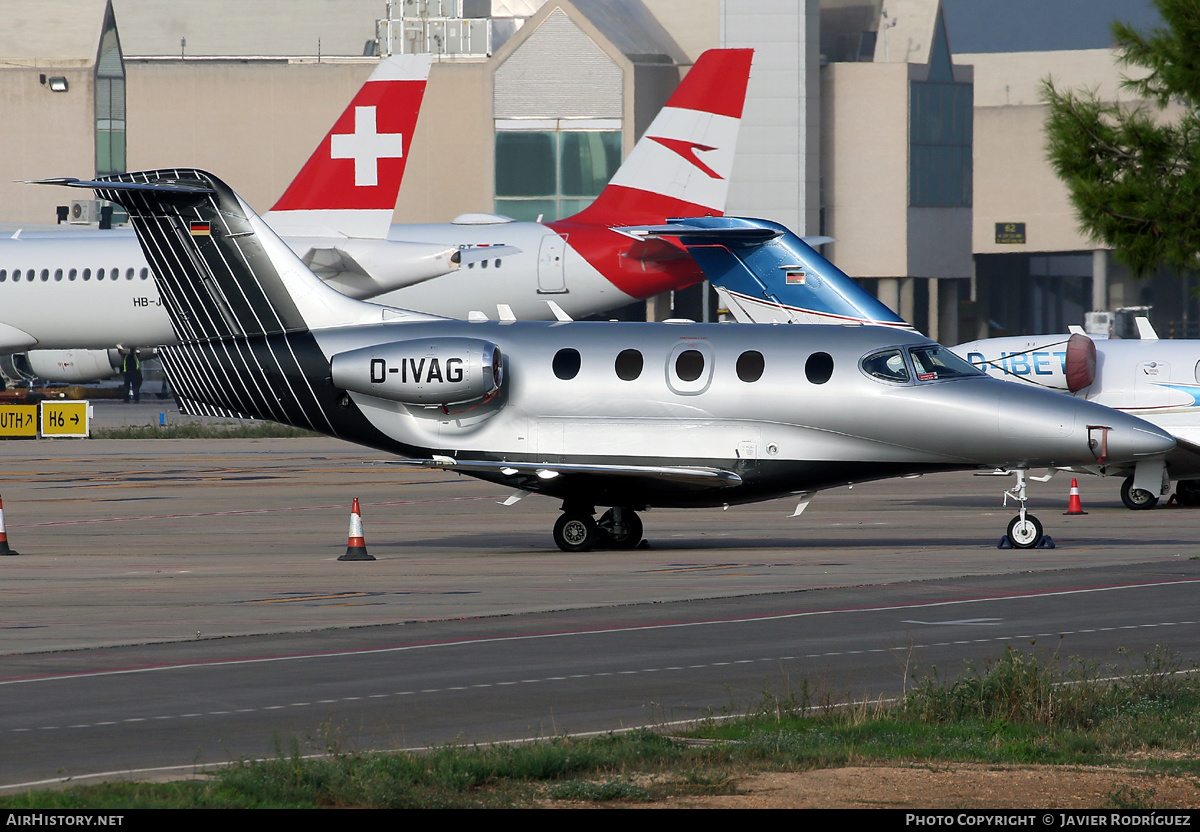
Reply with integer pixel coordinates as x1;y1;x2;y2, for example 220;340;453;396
263;54;432;240
563;48;753;226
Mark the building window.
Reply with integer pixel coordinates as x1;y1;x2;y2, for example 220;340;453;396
95;6;126;179
495;130;621;221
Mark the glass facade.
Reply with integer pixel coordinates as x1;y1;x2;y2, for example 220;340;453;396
908;10;972;208
95;6;125;178
495;130;621;221
909;80;973;207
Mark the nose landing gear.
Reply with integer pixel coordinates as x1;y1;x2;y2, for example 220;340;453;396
1002;469;1047;549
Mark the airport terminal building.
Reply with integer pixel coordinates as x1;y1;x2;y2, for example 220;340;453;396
0;0;1181;340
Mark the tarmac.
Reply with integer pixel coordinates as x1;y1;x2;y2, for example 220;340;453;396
2;398;1197;657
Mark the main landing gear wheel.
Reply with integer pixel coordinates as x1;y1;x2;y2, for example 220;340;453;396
1175;480;1200;507
1120;476;1158;510
1006;514;1043;549
597;508;643;549
553;512;599;552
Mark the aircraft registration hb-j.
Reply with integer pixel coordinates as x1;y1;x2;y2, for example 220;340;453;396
632;216;1200;513
43;169;1176;550
2;48;752;384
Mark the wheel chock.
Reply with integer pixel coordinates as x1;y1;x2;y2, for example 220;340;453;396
997;535;1012;549
1036;535;1055;549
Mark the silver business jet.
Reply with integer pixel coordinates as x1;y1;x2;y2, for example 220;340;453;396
45;171;1176;551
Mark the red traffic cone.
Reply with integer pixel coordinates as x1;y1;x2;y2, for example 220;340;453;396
0;495;18;556
338;498;374;561
1064;478;1088;515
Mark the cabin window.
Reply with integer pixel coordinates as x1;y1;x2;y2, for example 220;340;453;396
97;268;105;281
553;348;581;380
862;349;909;383
25;269;34;281
69;268;78;281
54;269;63;281
139;268;149;280
82;269;91;281
805;352;834;384
125;268;134;280
675;350;705;382
615;349;643;381
736;350;765;382
39;269;49;281
0;270;6;282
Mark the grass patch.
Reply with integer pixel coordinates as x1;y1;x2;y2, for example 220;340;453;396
91;422;318;439
4;646;1199;808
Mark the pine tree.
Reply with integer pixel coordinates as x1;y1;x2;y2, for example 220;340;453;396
1043;0;1200;277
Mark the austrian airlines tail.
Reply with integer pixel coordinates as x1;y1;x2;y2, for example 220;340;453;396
565;48;752;226
263;54;433;240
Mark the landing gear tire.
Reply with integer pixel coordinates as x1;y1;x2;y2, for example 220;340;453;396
1007;514;1043;549
1121;476;1158;510
553;512;599;552
1175;479;1200;507
597;509;643;549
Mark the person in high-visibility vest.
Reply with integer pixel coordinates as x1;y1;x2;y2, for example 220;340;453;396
121;349;142;403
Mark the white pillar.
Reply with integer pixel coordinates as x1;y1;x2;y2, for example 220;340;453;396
1092;249;1108;311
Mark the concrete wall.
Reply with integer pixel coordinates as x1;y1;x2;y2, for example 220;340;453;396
721;0;820;233
393;59;492;224
125;60;375;215
820;60;910;277
0;67;97;224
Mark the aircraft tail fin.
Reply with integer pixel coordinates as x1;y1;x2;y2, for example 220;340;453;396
562;48;752;226
44;169;423;435
626;217;913;328
263;54;432;239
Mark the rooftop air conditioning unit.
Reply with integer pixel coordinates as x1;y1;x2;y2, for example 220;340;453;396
69;199;98;225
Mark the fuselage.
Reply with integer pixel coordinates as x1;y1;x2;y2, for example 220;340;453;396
276;321;1172;509
0;219;702;354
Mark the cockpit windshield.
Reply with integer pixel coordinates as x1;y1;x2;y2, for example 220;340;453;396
861;345;982;385
909;346;982;381
861;349;909;383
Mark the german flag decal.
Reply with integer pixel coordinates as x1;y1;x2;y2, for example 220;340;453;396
189;222;211;236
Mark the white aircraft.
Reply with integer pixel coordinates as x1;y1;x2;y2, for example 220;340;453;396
954;329;1200;509
3;48;754;383
635;217;1200;512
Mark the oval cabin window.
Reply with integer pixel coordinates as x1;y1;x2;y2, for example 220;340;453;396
553;348;581;380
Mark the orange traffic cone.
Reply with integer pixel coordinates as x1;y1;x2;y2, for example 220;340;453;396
0;495;18;556
338;498;374;561
1063;478;1088;515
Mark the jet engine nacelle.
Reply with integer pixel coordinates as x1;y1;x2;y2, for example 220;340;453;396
954;332;1096;394
330;337;503;406
7;349;122;383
